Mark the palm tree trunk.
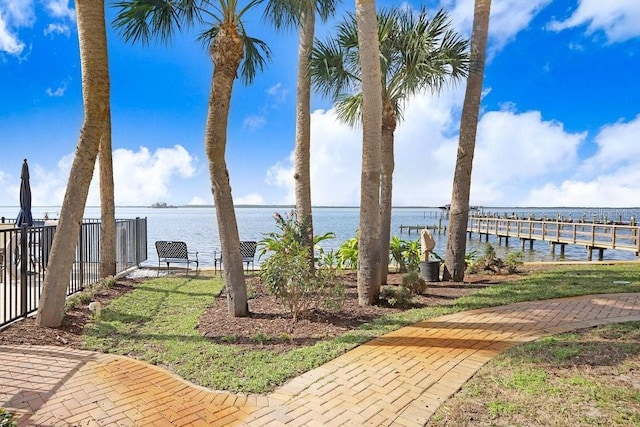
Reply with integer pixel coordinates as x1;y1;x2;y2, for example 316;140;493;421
37;0;110;327
207;23;248;317
100;105;117;278
379;102;396;286
356;0;383;305
443;0;491;282
294;10;315;267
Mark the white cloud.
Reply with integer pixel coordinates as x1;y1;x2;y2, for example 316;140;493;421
516;115;640;207
267;90;464;207
1;0;34;26
45;78;69;96
266;83;288;103
43;22;69;37
443;0;552;54
26;153;74;206
44;0;75;21
265;108;364;206
265;83;602;208
0;0;74;56
0;0;34;55
547;0;640;42
235;193;266;205
470;110;586;205
188;196;209;205
0;12;24;54
243;115;266;131
97;145;195;206
22;146;197;206
578;114;640;175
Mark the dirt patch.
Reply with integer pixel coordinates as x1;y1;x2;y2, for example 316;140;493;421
0;265;551;352
0;280;138;348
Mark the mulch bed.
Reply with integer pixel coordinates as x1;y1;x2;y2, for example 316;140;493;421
0;267;544;353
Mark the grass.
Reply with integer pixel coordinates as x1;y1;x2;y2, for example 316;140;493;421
83;263;640;394
429;321;640;426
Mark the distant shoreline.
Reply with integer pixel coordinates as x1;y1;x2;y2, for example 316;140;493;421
2;205;640;210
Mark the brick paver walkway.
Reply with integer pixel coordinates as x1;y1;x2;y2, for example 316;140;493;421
2;293;639;426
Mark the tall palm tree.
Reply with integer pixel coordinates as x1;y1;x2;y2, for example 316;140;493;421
37;0;111;327
100;106;117;278
354;0;382;305
114;0;270;316
263;0;338;267
311;8;469;287
443;0;491;282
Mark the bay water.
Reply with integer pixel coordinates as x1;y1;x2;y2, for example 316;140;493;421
1;206;639;267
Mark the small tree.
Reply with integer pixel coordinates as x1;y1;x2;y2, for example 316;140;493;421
259;211;344;321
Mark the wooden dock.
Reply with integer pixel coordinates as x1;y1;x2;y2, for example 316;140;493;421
467;217;640;261
398;223;446;235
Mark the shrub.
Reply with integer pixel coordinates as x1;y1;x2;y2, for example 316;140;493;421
389;236;421;273
471;244;524;274
401;270;427;295
381;286;413;308
504;251;525;273
0;408;17;427
336;236;358;269
259;210;345;321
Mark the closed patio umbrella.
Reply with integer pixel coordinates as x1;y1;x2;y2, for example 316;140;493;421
16;159;33;227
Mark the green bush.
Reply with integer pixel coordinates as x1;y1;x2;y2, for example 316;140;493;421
470;243;524;274
504;251;525;273
381;286;413;308
401;270;427;295
336;236;358;269
389;236;421;273
0;408;17;427
259;210;345;321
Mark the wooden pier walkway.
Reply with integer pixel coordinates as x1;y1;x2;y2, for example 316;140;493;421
398;224;445;235
467;217;640;261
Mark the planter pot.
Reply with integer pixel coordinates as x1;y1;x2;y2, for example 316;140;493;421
420;260;440;282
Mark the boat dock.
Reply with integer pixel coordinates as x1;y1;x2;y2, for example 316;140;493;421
398;222;446;235
467;217;640;261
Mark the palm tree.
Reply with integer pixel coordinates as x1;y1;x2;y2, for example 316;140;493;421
354;0;382;305
443;0;492;282
311;8;469;288
113;0;270;316
263;0;338;267
37;0;111;327
100;106;117;278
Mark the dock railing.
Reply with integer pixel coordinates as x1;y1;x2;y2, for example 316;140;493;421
1;217;147;328
467;216;640;259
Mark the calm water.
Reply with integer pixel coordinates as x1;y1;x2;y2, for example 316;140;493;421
2;206;640;267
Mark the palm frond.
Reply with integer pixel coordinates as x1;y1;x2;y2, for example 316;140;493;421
335;94;363;128
112;0;202;45
240;35;272;84
310;38;359;100
263;0;307;29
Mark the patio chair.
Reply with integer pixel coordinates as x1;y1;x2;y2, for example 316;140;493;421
213;241;257;273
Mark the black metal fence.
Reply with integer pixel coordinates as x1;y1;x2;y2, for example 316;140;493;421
0;217;147;328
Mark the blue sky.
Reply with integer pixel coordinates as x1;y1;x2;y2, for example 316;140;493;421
0;0;639;208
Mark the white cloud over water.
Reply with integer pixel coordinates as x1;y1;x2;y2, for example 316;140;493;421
2;110;640;209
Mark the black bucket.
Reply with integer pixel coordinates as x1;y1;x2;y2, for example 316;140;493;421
420;261;441;282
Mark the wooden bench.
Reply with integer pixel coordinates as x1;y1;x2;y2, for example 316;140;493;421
155;241;199;275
